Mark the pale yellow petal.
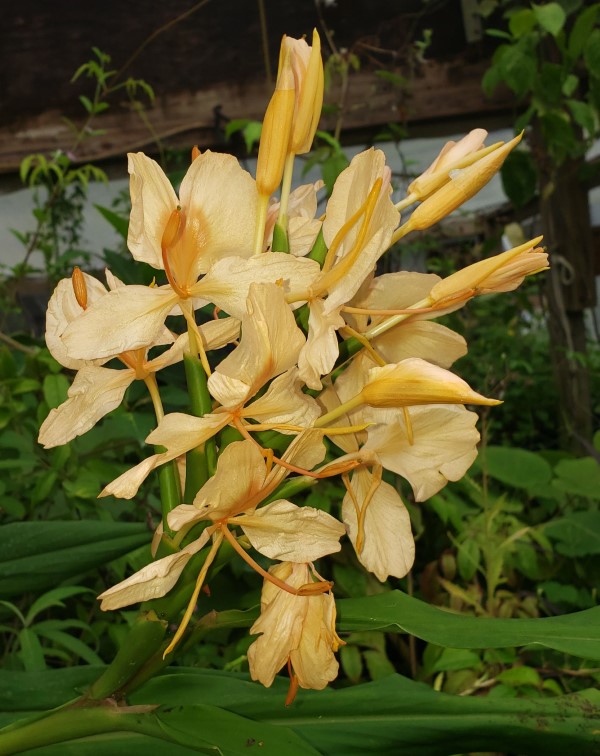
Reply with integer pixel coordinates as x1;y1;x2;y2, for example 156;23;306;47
38;366;133;448
374;320;467;368
365;404;480;500
342;468;414;581
361;358;500;408
193;253;320;319
62;286;177;360
290;592;340;690
198;317;240;350
298;298;345;390
248;562;310;687
45;274;109;369
127;152;178;269
208;283;305;407
244;368;320;431
193;440;266;520
236;499;345;561
98;539;203;610
178;150;258;277
101;413;229;500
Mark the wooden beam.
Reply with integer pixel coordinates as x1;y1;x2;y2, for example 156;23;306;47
0;59;513;174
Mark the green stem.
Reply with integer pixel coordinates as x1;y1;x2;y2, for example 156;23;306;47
0;703;179;756
145;375;181;534
183;350;216;499
86;611;167;701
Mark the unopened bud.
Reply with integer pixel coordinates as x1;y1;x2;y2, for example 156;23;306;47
290;29;324;154
406;132;523;232
256;42;295;196
429;236;547;304
71;266;88;310
360;359;501;408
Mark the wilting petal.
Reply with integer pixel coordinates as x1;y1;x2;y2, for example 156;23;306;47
176;151;258;278
235;499;345;561
248;562;308;687
365;404;480;500
298;298;345;390
62;286;177;360
98;539;203;610
38;366;133;448
342;468;414;581
127;153;179;269
248;562;341;691
289;589;340;690
193;440;267;520
208;284;305;407
244;368;321;431
193;253;320;319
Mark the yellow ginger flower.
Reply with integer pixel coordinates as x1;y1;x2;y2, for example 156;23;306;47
248;561;342;702
39;268;238;448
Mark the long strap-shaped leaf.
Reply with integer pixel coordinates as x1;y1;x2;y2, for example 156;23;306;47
2;669;597;755
337;590;600;659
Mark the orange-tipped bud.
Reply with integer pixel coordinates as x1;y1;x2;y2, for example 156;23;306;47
71;266;88;310
191;145;201;162
405;132;523;232
360;359;501;408
256;42;295;196
161;207;183;250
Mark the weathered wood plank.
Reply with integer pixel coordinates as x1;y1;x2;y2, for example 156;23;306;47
0;59;513;173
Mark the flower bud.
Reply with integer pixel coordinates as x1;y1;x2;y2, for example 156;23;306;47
428;236;547;304
256;42;295;196
289;29;324;154
405;132;523;232
360;359;501;408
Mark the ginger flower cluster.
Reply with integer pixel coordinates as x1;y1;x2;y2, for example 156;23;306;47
39;30;548;702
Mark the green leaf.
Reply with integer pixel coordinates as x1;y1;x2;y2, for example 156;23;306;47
78;95;94;113
533;2;566;36
497;665;542;688
569;4;600;59
566;99;598;135
500;150;538;208
544;511;600;556
429;647;481;673
31;630;103;666
337;590;600;659
94;204;128;240
553;457;600;498
508;8;537;37
0;521;150;596
18;629;46;672
483;446;552;493
562;73;579;96
456;539;481;581
584;29;600;77
339;644;362;683
499;45;536;97
25;587;92;626
42;374;69;411
1;669;599;755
